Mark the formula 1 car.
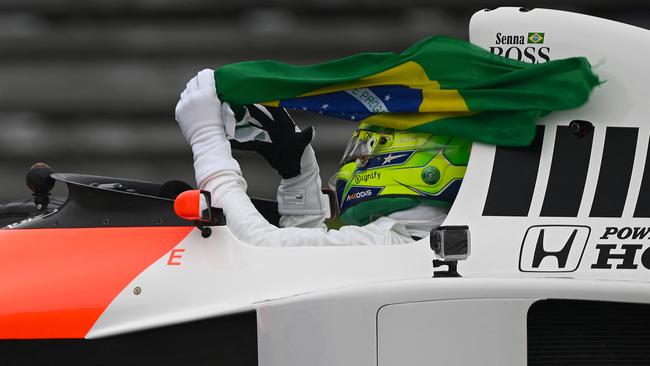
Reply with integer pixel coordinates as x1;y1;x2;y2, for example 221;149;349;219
2;7;650;366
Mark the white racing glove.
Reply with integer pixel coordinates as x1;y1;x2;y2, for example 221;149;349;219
229;104;330;220
277;144;330;218
175;69;240;186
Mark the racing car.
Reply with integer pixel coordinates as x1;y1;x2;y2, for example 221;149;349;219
1;7;650;366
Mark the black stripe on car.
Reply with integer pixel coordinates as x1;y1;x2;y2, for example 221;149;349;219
483;125;545;216
590;127;638;218
540;126;594;217
634;134;650;217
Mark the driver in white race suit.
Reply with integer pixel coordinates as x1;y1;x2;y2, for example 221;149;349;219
175;69;470;246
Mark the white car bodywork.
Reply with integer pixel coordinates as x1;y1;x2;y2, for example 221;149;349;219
89;7;650;365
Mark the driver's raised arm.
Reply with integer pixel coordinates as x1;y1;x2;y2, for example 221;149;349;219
226;102;330;230
175;69;414;247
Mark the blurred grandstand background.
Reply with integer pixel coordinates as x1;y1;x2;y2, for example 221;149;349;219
0;1;648;201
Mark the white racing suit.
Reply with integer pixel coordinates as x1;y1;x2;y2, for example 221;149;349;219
176;69;447;247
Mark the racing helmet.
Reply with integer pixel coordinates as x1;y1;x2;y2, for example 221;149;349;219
331;123;471;226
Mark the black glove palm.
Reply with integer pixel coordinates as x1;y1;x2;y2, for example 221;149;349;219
231;105;313;179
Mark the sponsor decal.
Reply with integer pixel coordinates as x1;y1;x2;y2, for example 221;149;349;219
490;32;550;64
353;170;381;184
599;226;650;240
340;186;383;210
591;227;650;270
527;32;544;44
346;189;374;201
520;225;650;272
520;225;590;272
282;188;306;206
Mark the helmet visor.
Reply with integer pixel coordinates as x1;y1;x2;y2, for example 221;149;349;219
340;129;387;165
339;129;447;166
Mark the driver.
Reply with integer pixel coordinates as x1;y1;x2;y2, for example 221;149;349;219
175;69;470;246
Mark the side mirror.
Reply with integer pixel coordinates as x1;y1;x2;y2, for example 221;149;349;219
174;189;212;223
174;190;225;237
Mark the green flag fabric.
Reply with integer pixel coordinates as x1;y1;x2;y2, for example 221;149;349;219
215;36;600;146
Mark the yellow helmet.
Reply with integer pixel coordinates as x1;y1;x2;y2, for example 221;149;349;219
331;124;471;225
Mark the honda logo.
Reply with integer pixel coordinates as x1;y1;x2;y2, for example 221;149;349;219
519;225;591;272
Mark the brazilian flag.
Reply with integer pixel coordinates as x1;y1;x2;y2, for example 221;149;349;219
215;36;599;146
